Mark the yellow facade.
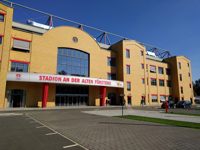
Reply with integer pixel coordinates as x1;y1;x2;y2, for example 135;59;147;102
0;3;194;108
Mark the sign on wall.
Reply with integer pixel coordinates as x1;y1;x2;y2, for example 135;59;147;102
7;72;124;88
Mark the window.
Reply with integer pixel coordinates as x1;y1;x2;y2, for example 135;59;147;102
151;95;158;102
150;65;156;73
151;78;157;86
188;63;189;67
127;96;131;105
107;73;116;80
167;80;171;87
159;79;165;86
141;51;144;56
189;83;192;88
181;86;183;94
160;95;166;103
126;49;130;58
0;35;2;45
107;57;116;67
126;65;130;74
158;67;164;74
127;82;131;91
0;13;4;22
141;63;144;69
11;62;28;72
188;72;190;77
166;68;171;75
178;62;181;69
57;48;89;77
13;38;31;51
142;78;145;84
179;74;182;81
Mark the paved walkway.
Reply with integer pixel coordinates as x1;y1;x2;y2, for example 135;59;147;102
83;108;200;123
1;109;200;150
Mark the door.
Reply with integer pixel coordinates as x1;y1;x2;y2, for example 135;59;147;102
9;90;25;107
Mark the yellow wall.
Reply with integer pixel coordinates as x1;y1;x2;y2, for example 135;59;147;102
0;3;194;108
0;3;13;107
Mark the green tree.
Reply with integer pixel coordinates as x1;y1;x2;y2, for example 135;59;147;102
193;79;200;96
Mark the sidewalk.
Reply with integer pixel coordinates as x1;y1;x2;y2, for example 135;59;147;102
83;108;200;123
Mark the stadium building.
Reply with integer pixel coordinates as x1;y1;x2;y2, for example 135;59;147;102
0;2;194;108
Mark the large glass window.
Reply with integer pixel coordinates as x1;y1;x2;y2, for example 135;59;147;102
11;62;28;72
57;48;89;77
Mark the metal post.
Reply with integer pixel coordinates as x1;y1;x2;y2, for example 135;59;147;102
165;100;168;113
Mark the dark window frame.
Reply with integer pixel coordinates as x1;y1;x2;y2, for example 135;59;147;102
0;35;3;44
159;79;165;86
0;13;5;22
126;49;130;58
151;78;157;86
150;65;156;73
158;67;164;74
126;65;131;74
127;81;131;91
11;61;29;72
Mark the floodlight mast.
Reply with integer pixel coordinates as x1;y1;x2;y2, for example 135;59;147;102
1;0;171;58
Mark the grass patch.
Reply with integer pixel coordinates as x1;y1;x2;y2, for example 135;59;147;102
168;112;200;117
120;115;200;129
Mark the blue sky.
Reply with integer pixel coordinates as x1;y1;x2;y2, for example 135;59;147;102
6;0;200;81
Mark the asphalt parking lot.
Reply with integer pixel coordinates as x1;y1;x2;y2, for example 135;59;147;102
0;113;86;150
0;108;200;150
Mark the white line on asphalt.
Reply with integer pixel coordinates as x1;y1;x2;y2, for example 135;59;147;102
45;132;57;135
0;113;23;116
63;144;78;149
26;114;88;150
36;126;45;128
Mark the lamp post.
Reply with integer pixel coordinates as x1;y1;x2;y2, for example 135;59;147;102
120;94;125;117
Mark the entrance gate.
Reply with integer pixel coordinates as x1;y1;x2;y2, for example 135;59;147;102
55;85;89;106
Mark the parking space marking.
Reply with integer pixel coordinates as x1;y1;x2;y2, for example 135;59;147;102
26;114;88;150
36;126;45;128
45;132;57;136
63;144;78;149
0;113;23;116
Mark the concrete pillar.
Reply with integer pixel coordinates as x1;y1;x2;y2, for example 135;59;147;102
100;86;106;106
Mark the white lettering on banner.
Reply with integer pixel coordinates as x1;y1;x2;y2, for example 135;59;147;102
7;72;124;88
